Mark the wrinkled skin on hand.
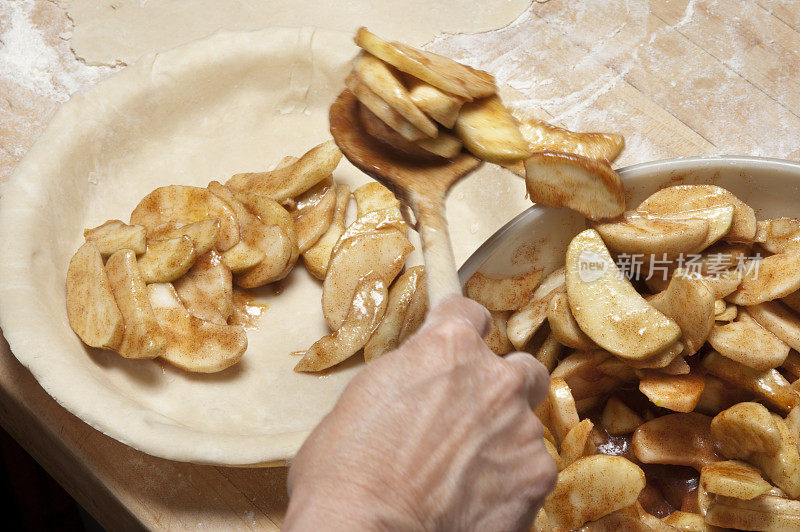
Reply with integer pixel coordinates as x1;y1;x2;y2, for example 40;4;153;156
284;295;557;531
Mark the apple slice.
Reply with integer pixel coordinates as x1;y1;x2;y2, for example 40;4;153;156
105;250;166;359
594;211;710;255
347;74;426;142
708;309;790;370
454;95;531;164
208;182;295;288
549;347;608;374
363;265;425;362
234;190;299;275
784;289;800;313
292;175;332;209
695;375;753;417
353;181;401;217
416;132;463;159
148;218;220;257
760;415;800;498
405;76;465;128
173;251;234;325
547;377;580;445
698;462;766;517
711;405;800;498
303;184;351;280
621;341;684;370
524;152;625;221
397;274;428;344
728;249;800;305
633;412;721;471
787;405;800;439
704;269;743;299
546;292;595;350
597;358;639;382
642;242;748;294
747;300;800;352
650;205;735;252
294;278;388;372
530;334;560;375
700;460;772;501
706;492;800;530
506;268;565;350
638;369;705;413
707;487;800;522
272;155;299;170
684;210;738;252
565;229;681;359
84;220;146;257
464;268;543;312
601;397;644;435
220;241;265;273
662;511;710;530
356;103;426;155
543;455;645;530
715;300;738;322
637;184;756;241
483;311;513;355
322;229;412;330
517;118;625;162
137;236;197;284
130;185;239;251
710;402;781;457
701;351;800;414
559;419;595;469
357;102;464;158
292;185;336;254
784;351;800;382
339;182;406;242
147;283;247;373
354;52;438;137
648;269;715;355
225;140;342;202
66;242;124;349
756;217;800;253
354;27;495;100
550;350;612;390
352;102;444;158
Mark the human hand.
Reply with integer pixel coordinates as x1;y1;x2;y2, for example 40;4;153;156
284;294;556;531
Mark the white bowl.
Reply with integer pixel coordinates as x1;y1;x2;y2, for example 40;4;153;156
459;156;800;283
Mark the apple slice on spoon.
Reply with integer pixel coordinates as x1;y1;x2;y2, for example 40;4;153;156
524;152;625;221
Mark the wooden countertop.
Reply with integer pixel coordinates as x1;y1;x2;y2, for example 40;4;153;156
1;0;799;529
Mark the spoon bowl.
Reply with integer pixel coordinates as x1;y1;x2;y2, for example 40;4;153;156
330;89;482;305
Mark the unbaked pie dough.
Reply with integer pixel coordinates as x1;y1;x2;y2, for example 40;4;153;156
59;0;531;65
0;26;529;464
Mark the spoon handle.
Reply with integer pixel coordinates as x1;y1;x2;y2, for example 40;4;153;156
412;195;462;307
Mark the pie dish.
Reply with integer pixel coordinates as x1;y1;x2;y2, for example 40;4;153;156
0;27;527;465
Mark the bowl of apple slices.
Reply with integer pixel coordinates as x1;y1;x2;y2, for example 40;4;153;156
459;155;800;530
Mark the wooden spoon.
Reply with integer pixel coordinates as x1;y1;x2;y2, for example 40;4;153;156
330;90;482;306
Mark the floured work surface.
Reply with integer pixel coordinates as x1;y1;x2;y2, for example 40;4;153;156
2;0;800;529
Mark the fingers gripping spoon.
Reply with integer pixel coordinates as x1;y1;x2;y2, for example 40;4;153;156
330;90;482;306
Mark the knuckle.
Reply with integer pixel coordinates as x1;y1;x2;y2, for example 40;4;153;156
425;317;485;358
528;416;545;441
499;362;528;392
437;316;478;339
